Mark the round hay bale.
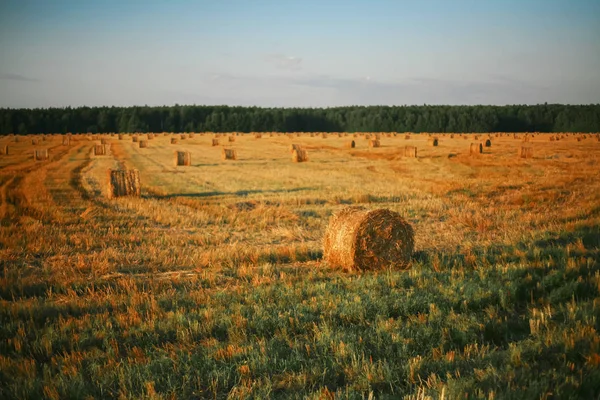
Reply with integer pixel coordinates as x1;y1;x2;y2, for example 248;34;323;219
346;140;355;148
292;149;308;162
323;206;414;271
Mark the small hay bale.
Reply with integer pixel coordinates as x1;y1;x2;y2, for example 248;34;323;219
290;144;304;154
485;139;492;147
577;137;582;142
404;146;417;158
118;134;124;140
132;136;139;143
94;144;107;156
519;146;533;159
254;133;262;139
181;134;187;140
222;148;237;160
428;137;439;146
474;135;480;140
171;138;178;144
101;139;108;145
323;206;414;271
229;136;235;142
549;136;555;142
108;169;141;198
148;133;154;140
369;139;380;148
404;134;411;140
189;133;195;139
212;139;220;146
33;149;49;161
32;138;39;145
0;145;8;155
321;133;327;139
292;149;308;162
176;151;191;166
346;140;356;148
62;137;71;146
470;143;483;156
139;140;148;148
450;134;455;138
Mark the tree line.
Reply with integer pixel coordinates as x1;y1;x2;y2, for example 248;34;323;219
1;104;599;134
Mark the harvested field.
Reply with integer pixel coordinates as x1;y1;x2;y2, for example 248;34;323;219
0;132;599;399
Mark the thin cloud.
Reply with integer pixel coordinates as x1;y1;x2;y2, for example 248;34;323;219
264;54;303;70
0;73;40;82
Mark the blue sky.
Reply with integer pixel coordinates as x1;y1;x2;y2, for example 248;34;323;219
1;0;599;108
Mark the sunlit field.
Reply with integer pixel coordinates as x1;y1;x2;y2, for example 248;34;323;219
1;132;599;399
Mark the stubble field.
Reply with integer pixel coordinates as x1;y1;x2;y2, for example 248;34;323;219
1;132;599;399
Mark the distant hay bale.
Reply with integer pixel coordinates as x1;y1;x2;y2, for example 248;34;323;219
338;133;343;138
310;133;315;137
0;145;8;155
139;140;148;148
576;137;582;142
369;139;380;148
463;136;469;140
292;149;308;162
118;134;124;140
148;133;154;140
404;145;417;158
62;137;71;146
523;136;530;142
346;140;356;148
94;144;107;156
374;134;381;140
108;169;141;198
101;139;108;144
450;134;455;138
519;146;534;159
212;139;220;146
404;134;411;140
485;139;492;147
171;138;178;144
321;133;327;139
33;149;48;161
32;138;39;145
222;148;237;160
181;134;187;140
189;133;195;139
323;206;414;272
428;137;439;146
549;136;555;142
176;151;191;166
229;136;235;142
132;136;139;143
474;135;480;140
290;144;304;153
470;143;483;156
254;133;262;139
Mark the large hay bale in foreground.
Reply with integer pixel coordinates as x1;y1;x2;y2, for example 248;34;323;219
404;145;417;158
108;169;141;198
33;149;48;161
369;139;380;148
519;146;534;159
222;148;237;160
176;151;191;166
323;206;414;271
292;149;308;162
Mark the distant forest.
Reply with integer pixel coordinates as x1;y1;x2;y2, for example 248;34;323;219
1;104;599;134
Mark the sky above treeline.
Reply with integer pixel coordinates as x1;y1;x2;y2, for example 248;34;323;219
1;0;599;108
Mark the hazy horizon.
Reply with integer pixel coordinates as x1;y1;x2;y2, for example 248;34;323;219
1;0;599;108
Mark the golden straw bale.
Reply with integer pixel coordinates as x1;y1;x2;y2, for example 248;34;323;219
404;146;417;158
212;139;220;146
519;146;533;159
171;138;178;144
428;137;439;146
346;140;356;148
292;149;308;162
485;139;492;147
139;140;148;148
229;136;235;142
290;144;304;153
369;139;380;148
323;206;414;271
33;149;49;161
0;145;8;155
94;144;107;155
176;151;191;166
470;143;483;156
108;169;141;198
222;148;237;160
